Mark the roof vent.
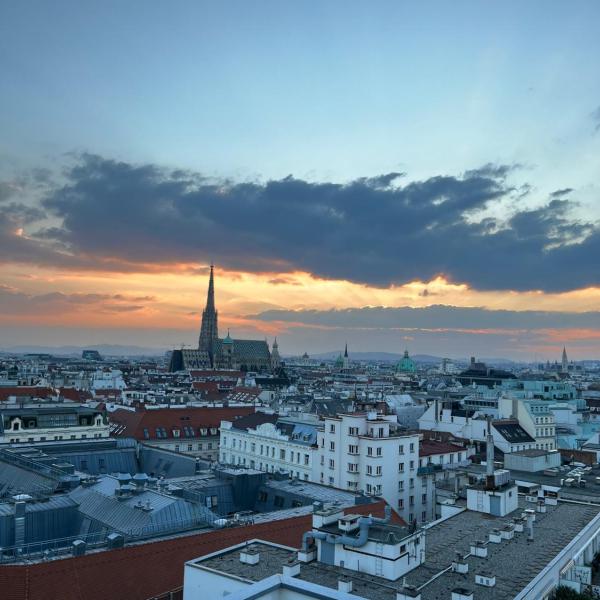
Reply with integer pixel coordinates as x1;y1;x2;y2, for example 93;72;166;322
396;586;422;600
106;533;124;549
452;552;469;574
451;589;473;600
488;529;502;544
240;548;260;565
72;539;86;556
338;577;353;593
475;572;496;587
470;540;488;558
282;558;300;577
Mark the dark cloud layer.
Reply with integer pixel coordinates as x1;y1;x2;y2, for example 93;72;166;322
253;305;600;331
1;154;599;292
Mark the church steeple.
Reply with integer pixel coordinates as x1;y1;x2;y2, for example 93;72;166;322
198;264;219;357
561;346;568;373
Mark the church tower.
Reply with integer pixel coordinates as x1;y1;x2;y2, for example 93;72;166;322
342;343;350;370
198;264;219;357
561;347;568;373
271;338;281;370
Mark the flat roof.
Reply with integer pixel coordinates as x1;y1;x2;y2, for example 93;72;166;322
189;500;600;600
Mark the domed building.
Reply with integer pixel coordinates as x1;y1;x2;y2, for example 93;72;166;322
396;349;416;374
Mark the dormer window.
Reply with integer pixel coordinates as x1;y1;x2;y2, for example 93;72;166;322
12;421;20;431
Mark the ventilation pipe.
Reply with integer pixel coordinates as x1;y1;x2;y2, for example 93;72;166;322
301;505;392;551
485;417;495;490
526;511;534;542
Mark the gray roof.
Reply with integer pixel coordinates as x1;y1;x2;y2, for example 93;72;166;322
70;476;214;535
190;500;600;600
213;338;271;361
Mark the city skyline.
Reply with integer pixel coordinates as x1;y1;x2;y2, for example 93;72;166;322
1;1;600;359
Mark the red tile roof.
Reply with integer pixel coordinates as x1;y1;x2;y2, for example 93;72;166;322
0;500;392;600
109;406;256;440
59;388;93;402
0;387;55;402
419;439;465;457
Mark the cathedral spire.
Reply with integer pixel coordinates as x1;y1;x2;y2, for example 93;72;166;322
198;264;219;356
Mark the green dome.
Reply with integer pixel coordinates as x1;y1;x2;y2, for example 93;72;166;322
223;330;233;344
396;350;416;373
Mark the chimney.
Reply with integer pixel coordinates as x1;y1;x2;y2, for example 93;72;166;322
488;529;502;544
338;577;353;593
397;586;421;600
485;417;495;489
282;558;301;577
240;548;260;565
525;510;535;542
470;540;488;558
452;551;469;574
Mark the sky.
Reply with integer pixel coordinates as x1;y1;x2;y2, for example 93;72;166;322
1;1;599;360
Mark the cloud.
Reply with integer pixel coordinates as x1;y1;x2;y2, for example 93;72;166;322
0;286;154;318
0;153;598;292
252;305;600;331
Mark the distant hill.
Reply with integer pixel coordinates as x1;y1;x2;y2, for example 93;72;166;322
305;351;443;363
0;344;167;357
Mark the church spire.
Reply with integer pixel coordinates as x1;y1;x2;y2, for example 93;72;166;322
344;343;348;358
562;346;568;372
198;263;219;356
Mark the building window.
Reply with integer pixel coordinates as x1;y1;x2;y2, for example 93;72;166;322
410;443;415;453
349;426;358;436
330;441;335;451
329;424;336;433
274;495;285;508
376;447;382;457
367;465;373;475
399;462;404;472
349;444;358;454
280;449;285;460
329;459;335;469
399;444;404;454
188;444;193;452
398;498;404;509
398;481;404;491
367;447;373;456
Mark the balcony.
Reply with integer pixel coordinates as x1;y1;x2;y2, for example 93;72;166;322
417;464;443;476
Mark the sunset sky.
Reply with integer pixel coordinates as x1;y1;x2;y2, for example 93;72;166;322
1;1;599;359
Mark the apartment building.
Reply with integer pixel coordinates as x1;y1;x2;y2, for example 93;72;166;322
220;413;319;481
498;397;557;450
315;412;425;524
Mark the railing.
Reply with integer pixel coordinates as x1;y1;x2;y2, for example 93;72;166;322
0;513;217;564
0;447;73;481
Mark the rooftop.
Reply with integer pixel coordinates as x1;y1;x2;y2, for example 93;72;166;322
187;500;600;600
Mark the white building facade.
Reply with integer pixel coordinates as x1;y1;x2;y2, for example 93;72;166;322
315;412;425;524
220;416;318;481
